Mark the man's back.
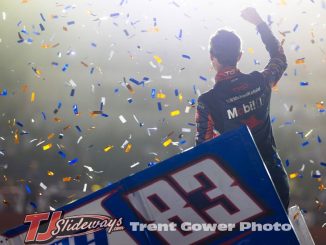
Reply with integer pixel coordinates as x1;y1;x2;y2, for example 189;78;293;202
197;68;275;160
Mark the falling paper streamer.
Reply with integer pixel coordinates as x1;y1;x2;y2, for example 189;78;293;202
119;115;127;124
130;162;140;168
104;145;114;152
43;143;52;151
40;182;47;190
83;183;87;192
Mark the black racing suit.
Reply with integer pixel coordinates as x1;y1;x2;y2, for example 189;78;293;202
195;22;289;210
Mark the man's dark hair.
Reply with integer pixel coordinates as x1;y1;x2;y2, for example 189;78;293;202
210;29;241;66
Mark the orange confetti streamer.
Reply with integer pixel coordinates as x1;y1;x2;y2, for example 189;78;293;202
47;133;55;139
125;143;132;153
63;177;72;182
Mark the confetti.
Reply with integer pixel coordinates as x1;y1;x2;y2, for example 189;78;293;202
30;92;36;102
311;170;321;178
63;177;72;182
170;110;180;117
157;92;166;99
43;143;52;151
301;141;309;147
153;55;162;64
58;151;66;158
157;102;162;111
182;54;191;59
289;172;299;179
104;145;114;152
40;182;47;190
47;171;54;176
300;81;309;86
0;89;8;96
25;184;31;194
67;20;75;25
295;58;305;64
163;138;172;147
83;183;87;192
40;13;46;22
125;143;132;153
77;136;83;144
130;162;140;168
199;76;207;81
68;158;78;166
73;104;79;115
119;115;127;124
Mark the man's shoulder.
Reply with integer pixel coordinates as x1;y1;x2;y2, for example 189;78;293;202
198;89;214;103
243;70;264;79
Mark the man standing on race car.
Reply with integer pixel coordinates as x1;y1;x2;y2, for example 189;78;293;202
195;7;290;210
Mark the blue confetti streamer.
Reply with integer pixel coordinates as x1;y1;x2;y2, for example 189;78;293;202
182;54;191;59
129;78;142;85
177;29;182;39
90;67;95;74
40;13;46;22
51;62;58;66
30;202;37;209
73;104;79;115
317;135;322;143
199;76;207;81
25;184;31;194
285;159;290;167
41;112;46;120
174;89;179;96
58;101;62;109
75;125;82;132
293;24;299;32
91;42;97;47
300;81;309;86
0;89;8;96
39;23;45;31
58;151;66;159
157;102;162;111
110;13;120;17
16;121;24;127
70;89;75;97
301;141;309;147
123;29;129;36
101;113;109;117
320;162;326;167
151;89;156;98
68;158;78;165
67;21;75;25
127;98;133;103
62;64;69;72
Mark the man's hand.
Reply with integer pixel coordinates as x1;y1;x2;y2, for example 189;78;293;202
241;7;264;26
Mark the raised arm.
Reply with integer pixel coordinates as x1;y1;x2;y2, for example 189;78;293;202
241;7;287;88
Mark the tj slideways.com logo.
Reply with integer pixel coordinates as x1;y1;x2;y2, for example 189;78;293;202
23;211;124;244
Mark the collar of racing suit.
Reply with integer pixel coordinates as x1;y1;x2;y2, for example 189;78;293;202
214;66;240;85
